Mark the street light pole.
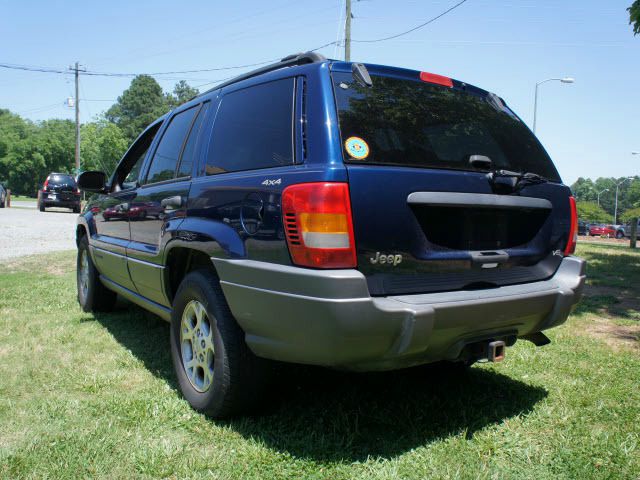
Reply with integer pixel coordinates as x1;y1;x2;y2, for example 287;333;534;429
597;188;609;207
533;77;575;134
614;177;634;224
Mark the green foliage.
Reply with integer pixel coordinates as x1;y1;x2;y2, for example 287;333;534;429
571;176;640;220
0;77;198;193
630;0;640;35
167;80;200;109
0;112;75;195
621;207;640;223
576;201;611;223
105;76;199;143
105;75;169;143
81;120;128;175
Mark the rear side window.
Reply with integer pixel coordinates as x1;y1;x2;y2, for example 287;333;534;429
145;106;199;184
332;72;561;181
205;78;294;175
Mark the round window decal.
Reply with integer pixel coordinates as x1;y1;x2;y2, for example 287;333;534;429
345;136;370;160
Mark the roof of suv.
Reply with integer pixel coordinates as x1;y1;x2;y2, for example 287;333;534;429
192;51;495;108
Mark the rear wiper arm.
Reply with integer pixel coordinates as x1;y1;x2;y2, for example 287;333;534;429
486;169;548;192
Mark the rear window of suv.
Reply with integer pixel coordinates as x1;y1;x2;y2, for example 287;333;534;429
49;174;77;186
332;71;561;182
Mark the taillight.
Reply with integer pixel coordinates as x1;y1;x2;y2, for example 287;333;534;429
43;178;49;191
282;182;357;268
564;196;578;255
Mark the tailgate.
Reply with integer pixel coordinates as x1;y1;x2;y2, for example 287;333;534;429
331;64;572;296
347;165;571;295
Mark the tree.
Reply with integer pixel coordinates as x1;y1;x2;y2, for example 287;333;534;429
81;120;128;175
0;118;75;195
570;177;596;202
621;207;640;223
105;75;170;143
167;80;199;109
576;201;610;223
630;1;640;35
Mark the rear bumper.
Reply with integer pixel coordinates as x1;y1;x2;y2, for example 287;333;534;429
42;193;80;207
213;256;586;371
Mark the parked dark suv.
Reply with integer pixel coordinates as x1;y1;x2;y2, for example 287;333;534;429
39;173;81;212
76;53;585;417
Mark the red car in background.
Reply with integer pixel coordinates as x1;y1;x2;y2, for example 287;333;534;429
103;201;164;221
588;224;616;237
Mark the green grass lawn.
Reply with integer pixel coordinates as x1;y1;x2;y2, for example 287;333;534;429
0;245;638;479
9;195;37;202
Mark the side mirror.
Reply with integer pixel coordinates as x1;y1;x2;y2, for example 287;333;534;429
77;171;107;193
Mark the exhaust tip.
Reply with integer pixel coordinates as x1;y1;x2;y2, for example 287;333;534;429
488;340;506;362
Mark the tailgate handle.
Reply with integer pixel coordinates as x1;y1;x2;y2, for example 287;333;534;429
470;250;509;267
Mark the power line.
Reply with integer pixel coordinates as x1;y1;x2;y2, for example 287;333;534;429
0;59;279;78
351;0;470;43
1;1;471;83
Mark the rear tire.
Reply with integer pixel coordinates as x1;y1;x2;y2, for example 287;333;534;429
616;231;624;239
170;269;272;418
76;235;116;312
39;202;45;212
73;204;81;214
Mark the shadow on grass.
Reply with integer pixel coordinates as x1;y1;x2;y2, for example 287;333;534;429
575;246;640;320
93;302;548;462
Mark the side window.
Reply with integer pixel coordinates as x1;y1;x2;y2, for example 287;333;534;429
177;103;208;178
114;121;162;192
145;106;199;184
205;78;294;175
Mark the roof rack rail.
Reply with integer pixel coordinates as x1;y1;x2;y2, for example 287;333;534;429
202;52;327;94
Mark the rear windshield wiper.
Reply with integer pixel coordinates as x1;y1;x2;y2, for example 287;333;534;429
486;169;548;193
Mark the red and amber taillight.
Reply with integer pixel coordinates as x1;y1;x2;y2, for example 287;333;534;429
564;196;578;255
282;182;357;268
43;177;49;191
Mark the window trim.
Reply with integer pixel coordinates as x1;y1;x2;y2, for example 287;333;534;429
142;103;202;187
175;101;209;180
203;77;297;177
110;120;164;193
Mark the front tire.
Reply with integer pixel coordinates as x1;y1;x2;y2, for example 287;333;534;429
77;235;116;312
170;269;272;418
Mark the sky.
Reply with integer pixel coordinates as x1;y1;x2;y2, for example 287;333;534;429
0;0;638;185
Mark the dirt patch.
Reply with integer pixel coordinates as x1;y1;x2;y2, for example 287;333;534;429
583;284;640;313
584;318;640;351
578;235;631;245
0;251;75;275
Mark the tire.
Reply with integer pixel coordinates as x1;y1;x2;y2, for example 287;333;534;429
170;269;272;418
39;202;45;212
76;235;117;312
616;231;624;239
73;205;81;214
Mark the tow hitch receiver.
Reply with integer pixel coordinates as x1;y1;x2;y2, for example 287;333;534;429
488;340;506;362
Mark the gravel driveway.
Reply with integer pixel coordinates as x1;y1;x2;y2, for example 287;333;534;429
0;206;77;260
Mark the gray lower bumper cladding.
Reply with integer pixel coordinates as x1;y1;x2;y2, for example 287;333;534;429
213;256;586;371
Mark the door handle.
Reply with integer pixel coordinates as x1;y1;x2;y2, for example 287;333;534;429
161;196;183;209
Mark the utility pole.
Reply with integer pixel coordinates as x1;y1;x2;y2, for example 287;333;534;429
69;62;85;174
345;0;352;62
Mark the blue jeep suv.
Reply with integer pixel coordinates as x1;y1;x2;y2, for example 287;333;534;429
76;52;585;417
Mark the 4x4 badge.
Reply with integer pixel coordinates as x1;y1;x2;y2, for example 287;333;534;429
370;252;403;266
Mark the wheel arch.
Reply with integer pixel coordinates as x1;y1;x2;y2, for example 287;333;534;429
164;245;219;304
